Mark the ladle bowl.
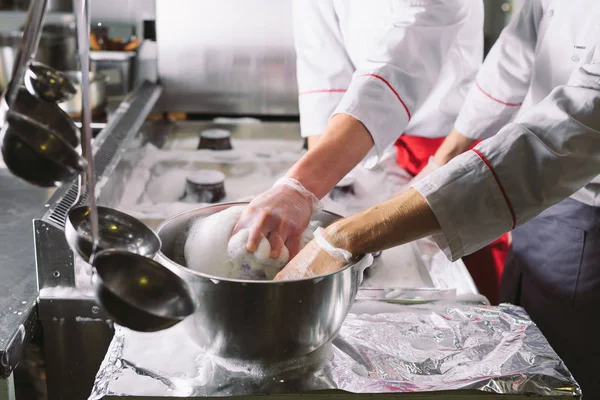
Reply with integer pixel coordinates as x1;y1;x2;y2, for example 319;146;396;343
93;249;196;332
24;61;77;103
1;110;85;186
65;205;162;263
10;88;81;145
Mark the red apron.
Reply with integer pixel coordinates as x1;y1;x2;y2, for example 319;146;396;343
395;134;509;305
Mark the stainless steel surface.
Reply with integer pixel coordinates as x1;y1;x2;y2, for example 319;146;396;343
155;202;373;363
0;88;84;187
58;71;107;116
90;50;136;97
24;61;76;102
65;204;161;262
155;0;298;115
93;249;195;332
90;302;580;399
38;299;113;400
0;169;44;378
4;0;47;107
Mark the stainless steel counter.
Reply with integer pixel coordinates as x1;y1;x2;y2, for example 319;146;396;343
0;169;48;378
88;302;580;399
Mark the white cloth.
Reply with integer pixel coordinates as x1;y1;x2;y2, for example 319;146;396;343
413;40;600;261
184;206;313;280
293;0;484;166
453;0;600;206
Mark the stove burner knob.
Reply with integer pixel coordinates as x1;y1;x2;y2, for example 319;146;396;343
329;176;355;200
184;169;226;203
197;129;233;151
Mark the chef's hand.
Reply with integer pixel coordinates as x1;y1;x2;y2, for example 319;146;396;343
273;227;353;281
232;177;323;259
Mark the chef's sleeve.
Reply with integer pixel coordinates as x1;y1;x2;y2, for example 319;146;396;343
412;42;600;261
331;0;478;166
293;0;354;137
453;0;543;140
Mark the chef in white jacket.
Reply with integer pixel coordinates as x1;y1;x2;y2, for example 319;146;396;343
276;2;600;395
233;0;510;303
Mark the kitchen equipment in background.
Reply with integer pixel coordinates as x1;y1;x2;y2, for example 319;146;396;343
330;176;356;200
36;22;78;71
184;169;226;203
24;61;77;102
58;71;108;118
0;31;21;93
90;24;141;51
90;50;136;96
155;202;374;364
0;0;72;11
0;23;78;93
197;129;233;150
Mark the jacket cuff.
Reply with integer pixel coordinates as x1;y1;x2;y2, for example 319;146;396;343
411;151;514;261
298;91;347;137
331;75;410;166
454;83;522;140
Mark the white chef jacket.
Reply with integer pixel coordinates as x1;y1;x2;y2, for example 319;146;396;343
293;0;483;166
413;39;600;261
452;0;600;207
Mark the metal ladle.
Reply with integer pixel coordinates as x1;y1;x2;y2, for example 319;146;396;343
0;0;85;187
24;61;77;103
1;109;85;187
66;0;194;332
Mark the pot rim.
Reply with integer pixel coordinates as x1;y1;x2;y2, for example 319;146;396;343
155;201;367;285
62;70;110;84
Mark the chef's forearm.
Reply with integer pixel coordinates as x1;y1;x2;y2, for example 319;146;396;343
433;128;476;166
306;135;321;149
286;114;374;199
324;188;441;255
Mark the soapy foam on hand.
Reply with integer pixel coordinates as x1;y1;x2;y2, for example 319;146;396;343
183;206;316;280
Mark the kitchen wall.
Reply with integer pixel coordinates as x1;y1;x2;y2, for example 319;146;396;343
90;0;154;25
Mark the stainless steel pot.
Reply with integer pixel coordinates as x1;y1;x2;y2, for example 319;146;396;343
155;202;373;364
58;71;108;117
0;23;78;93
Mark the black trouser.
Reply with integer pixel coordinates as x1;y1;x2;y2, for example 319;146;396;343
500;198;600;398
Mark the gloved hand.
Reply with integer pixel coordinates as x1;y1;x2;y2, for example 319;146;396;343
409;157;440;184
273;227;353;281
232;177;323;259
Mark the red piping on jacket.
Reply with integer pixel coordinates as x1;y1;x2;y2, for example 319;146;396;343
357;73;412;119
298;89;347;96
472;149;517;229
476;82;522;107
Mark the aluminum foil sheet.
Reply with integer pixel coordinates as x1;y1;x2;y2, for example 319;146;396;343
89;302;580;399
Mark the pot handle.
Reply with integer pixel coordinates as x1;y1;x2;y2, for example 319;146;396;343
354;253;374;286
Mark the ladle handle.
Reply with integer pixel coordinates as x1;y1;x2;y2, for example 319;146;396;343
74;0;99;253
5;0;48;107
